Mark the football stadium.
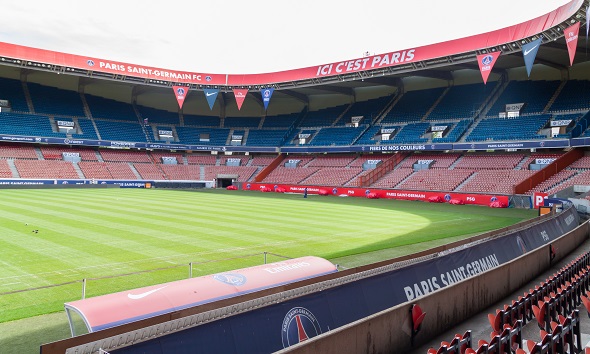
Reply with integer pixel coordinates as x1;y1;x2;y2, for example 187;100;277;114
1;1;590;353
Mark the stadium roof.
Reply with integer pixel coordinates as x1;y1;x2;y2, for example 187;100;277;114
0;0;587;108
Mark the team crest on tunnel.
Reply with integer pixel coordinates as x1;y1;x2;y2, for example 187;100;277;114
213;273;247;286
281;307;322;348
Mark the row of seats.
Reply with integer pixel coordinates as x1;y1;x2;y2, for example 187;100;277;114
0;110;578;146
428;249;590;353
3;76;590;146
4;143;590;196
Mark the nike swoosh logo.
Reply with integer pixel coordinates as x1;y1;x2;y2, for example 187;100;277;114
206;92;216;96
524;44;539;56
127;286;167;300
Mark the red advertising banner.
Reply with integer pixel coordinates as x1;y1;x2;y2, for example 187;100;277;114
172;85;189;109
533;192;548;209
476;51;501;84
0;42;226;85
233;89;248;110
564;22;580;66
242;183;509;207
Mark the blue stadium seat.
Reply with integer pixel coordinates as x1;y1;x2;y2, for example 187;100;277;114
28;83;85;117
94;119;148;142
85;94;138;121
0;77;29;112
0;112;65;137
224;116;261;128
487;80;560;116
137;105;180;125
466;114;551;142
381;87;445;124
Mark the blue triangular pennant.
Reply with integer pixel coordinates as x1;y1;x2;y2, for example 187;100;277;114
522;38;542;77
203;89;219;110
261;88;274;111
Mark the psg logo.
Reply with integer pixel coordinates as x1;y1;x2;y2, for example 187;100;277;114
264;89;271;97
246;183;251;190
205;76;212;82
365;189;371;195
444;194;451;201
87;60;95;67
481;55;493;66
176;87;185;95
213;273;247;286
332;188;338;195
281;307;322;348
490;196;498;202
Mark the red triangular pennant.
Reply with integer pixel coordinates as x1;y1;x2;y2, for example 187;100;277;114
233;89;248;110
564;22;580;66
172;85;189;109
476;51;501;84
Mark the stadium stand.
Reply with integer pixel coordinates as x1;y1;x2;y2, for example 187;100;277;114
203;166;258;182
175;127;230;145
0;77;29;112
0;112;65;138
261;166;319;184
0;144;38;159
136;105;180;125
307;126;365;146
39;146;99;161
14;160;79;179
380;87;445;124
336;96;391;125
0;158;13;177
396;169;474;191
85;94;138;121
432;119;472;143
245;128;288;146
302;167;363;186
426;83;495;121
383;122;430;144
224;116;261;128
186;154;217;165
548;79;590;112
71;118;100;140
159;164;201;180
354;125;384;145
27;83;86;117
99;150;151;163
369;168;415;189
459;170;536;194
486;80;561;116
94;120;147;142
182;114;220;127
299;104;348;127
465;114;550;142
261;113;300;128
133;163;166;180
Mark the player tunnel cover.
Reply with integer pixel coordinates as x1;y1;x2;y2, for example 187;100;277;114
64;256;337;336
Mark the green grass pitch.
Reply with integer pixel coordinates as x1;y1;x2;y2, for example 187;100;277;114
0;188;536;353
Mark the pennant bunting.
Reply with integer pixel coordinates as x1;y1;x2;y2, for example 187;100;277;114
522;38;542;77
564;22;580;66
172;86;189;109
233;89;248;110
203;88;219;110
476;51;501;84
261;88;275;110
